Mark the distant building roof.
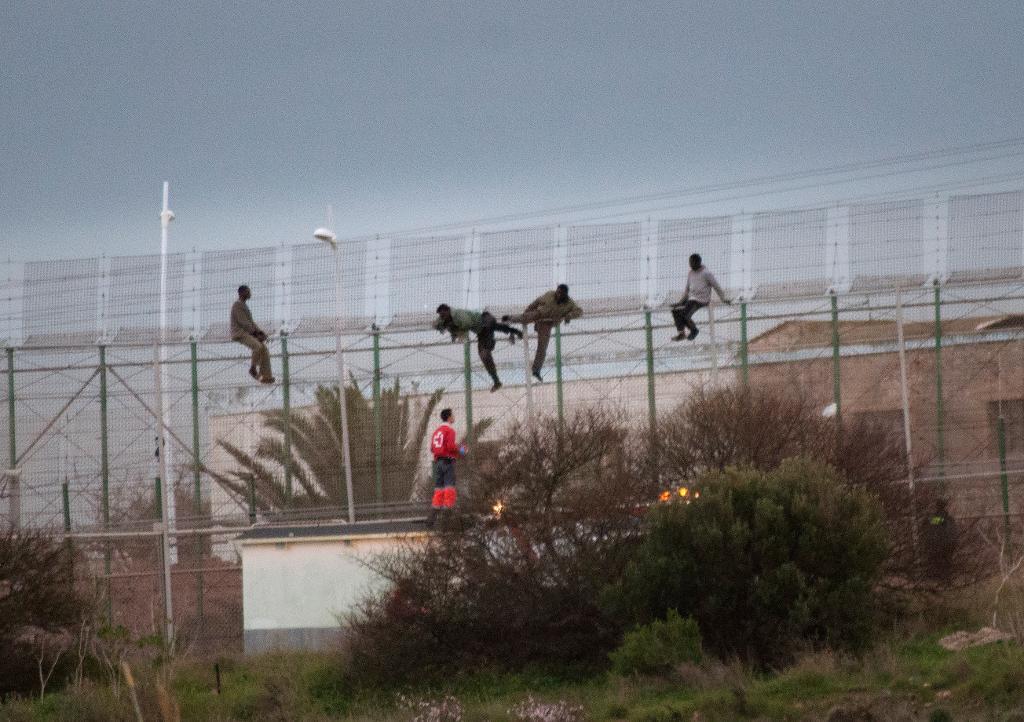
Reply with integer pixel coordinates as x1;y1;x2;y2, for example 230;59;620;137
748;315;1024;354
236;518;429;544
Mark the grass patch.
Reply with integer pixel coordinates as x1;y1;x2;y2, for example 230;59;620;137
4;631;1024;721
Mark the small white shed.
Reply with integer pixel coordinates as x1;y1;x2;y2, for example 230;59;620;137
237;519;429;653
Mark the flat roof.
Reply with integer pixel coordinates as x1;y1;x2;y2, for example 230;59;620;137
748;315;1024;353
236;518;429;544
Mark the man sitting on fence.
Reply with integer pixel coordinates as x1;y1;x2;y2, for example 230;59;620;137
502;283;583;383
230;285;275;384
434;304;522;392
671;254;731;341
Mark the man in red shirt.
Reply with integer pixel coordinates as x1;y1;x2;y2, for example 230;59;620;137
428;408;466;526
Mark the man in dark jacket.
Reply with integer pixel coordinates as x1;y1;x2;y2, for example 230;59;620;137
434;304;522;392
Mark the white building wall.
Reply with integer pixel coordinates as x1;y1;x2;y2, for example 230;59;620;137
240;534;425;652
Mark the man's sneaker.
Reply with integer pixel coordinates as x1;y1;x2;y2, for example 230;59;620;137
672;332;686;342
532;370;543;383
260;376;276;384
688;328;699;341
490;381;502;393
248;366;259;380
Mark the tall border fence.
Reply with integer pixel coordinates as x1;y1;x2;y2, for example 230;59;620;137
3;187;1024;652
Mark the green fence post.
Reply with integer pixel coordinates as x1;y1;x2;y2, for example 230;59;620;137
998;415;1012;553
189;339;205;624
62;481;71;533
933;284;946;489
644;310;656;431
644;310;658;483
830;293;842;425
62;479;73;573
555;324;564;424
5;347;13;478
99;346;112;623
99;348;110;525
280;334;293;503
189;341;202;511
740;302;750;387
247;478;257;524
372;330;383;504
463;338;473;435
154;471;162;518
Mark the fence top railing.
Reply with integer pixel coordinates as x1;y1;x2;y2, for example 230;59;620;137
3;186;1023;348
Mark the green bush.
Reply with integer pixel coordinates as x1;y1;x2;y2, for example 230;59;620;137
609;610;702;676
603;458;889;667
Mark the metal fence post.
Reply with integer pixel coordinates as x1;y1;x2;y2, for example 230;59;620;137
62;481;71;533
933;283;946;488
644;310;656;432
152;344;174;645
280;333;293;502
740;302;750;387
188;339;205;625
522;324;534;425
372;329;383;504
998;414;1012;552
189;341;202;511
644;310;658;484
247;478;257;524
463;338;473;435
62;479;73;574
100;346;110;526
830;293;842;425
555;324;564;424
99;346;112;623
6;347;17;532
5;347;13;481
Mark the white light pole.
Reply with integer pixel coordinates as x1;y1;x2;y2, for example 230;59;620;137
156;182;175;645
314;226;356;523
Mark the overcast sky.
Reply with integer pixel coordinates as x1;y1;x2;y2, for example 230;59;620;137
2;1;1023;262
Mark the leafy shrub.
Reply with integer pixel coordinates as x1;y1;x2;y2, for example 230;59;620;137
656;385;991;591
603;458;889;667
609;610;702;676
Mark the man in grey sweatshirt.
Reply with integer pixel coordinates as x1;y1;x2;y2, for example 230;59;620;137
231;285;274;383
671;254;731;341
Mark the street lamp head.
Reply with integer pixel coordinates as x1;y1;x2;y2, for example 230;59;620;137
314;227;337;248
161;209;175;223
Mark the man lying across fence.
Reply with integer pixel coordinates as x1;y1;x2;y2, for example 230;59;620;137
434;304;522;392
502;283;583;383
671;254;731;341
230;285;275;384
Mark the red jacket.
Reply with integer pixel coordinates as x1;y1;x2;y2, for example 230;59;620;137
430;423;459;460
